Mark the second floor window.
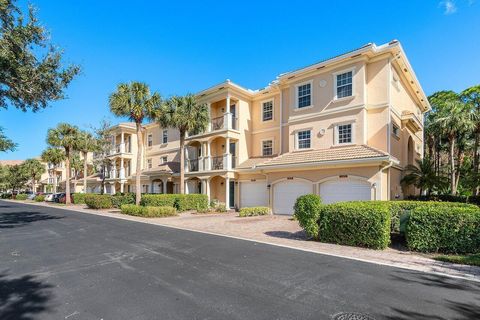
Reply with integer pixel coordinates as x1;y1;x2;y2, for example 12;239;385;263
147;159;152;169
392;123;400;137
337;124;352;144
262;140;273;156
297;83;311;108
162;130;168;144
297;130;311;149
336;71;353;99
147;134;153;147
262;100;273;121
161;156;168;164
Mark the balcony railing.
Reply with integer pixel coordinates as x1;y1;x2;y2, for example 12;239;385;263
211;116;224;131
107;143;131;155
211;156;224;170
187;159;199;172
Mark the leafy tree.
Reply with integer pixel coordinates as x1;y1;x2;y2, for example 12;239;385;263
41;147;65;193
461;85;480;195
0;127;16;151
22;158;45;193
158;94;209;194
401;157;444;196
109;82;161;204
46;123;80;204
5;164;28;193
76;131;97;193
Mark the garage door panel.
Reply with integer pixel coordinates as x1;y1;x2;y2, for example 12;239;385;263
319;178;371;204
273;180;312;215
240;181;268;208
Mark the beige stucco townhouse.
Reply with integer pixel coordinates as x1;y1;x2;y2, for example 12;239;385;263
88;40;429;215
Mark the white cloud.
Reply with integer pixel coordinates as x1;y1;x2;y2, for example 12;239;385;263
440;0;458;14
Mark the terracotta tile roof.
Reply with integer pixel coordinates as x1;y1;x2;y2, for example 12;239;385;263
255;145;389;168
236;156;276;169
0;160;25;166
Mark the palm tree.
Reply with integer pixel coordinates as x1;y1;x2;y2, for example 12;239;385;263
109;82;161;205
77;131;97;193
46;123;81;204
461;85;480;195
70;153;82;193
433;101;474;195
401;157;443;196
22;159;46;193
41;147;66;193
158;94;209;194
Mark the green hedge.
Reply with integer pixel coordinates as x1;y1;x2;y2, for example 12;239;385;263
406;206;480;253
294;194;322;239
140;194;208;212
239;206;270;217
72;193;87;204
111;193;135;208
84;194;113;209
15;194;28;200
318;202;391;249
34;195;45;202
120;204;177;217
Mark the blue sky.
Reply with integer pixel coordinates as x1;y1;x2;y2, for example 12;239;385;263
1;0;479;160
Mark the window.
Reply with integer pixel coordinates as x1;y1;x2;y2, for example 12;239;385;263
297;83;311;108
262;140;273;156
162;130;168;144
392;123;400;137
147;134;153;147
336;71;353;99
297;130;311;149
147;159;152;169
262;100;273;121
337;124;352;144
161;156;168;164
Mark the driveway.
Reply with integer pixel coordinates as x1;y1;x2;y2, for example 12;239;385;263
1;200;479;319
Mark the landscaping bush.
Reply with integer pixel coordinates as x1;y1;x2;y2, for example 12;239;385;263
120;204;177;217
72;193;87;204
239;206;270;217
405;206;480;253
34;195;45;202
84;194;113;209
0;193;12;199
318;202;391;249
293;194;322;239
140;194;208;212
111;193;135;208
214;203;227;213
15;194;28;200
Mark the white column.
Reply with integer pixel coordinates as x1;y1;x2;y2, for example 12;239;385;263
162;179;167;194
225;95;231;129
225;177;230;208
224;137;231;170
120;182;124;193
120;158;125;179
111;183;116;195
205;142;211;170
207;102;212;132
120;132;125;153
185;181;189;194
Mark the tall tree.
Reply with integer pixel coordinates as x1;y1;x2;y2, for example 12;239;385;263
41;147;65;193
46;123;80;204
5;164;28;193
70;152;82;193
77;131;97;193
401;157;444;196
0;0;79;147
461;85;480;195
22;158;45;193
158;94;209;194
0;127;16;151
91;120;113;194
109;82;161;204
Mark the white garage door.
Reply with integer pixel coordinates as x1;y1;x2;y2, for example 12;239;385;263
273;180;312;215
240;181;268;208
319;178;371;204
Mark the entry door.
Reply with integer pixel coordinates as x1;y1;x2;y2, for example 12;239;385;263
229;181;235;208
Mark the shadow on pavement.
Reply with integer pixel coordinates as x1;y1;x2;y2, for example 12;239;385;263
0;272;54;320
0;211;63;229
264;230;307;240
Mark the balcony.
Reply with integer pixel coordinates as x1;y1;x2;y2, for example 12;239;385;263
187;159;199;172
185;154;237;173
107;143;131;156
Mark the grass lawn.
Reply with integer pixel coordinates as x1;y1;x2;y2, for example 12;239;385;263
434;254;480;267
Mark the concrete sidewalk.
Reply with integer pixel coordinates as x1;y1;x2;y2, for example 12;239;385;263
10;199;480;281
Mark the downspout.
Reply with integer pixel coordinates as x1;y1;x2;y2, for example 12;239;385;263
379;160;395;201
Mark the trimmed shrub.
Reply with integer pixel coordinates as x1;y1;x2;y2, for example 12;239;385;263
239;206;270;217
84;194;113;209
0;193;12;199
120;204;177;217
15;194;28;200
406;206;480;253
294;194;322;239
111;193;135;208
140;194;208;212
34;195;45;202
214;203;227;213
318;202;391;249
72;193;87;204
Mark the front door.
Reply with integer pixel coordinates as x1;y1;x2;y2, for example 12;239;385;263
229;180;235;208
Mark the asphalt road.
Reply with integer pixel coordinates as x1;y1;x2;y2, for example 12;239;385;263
0;200;479;320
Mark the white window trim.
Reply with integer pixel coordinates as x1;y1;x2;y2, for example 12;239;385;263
147;159;152;169
162;130;168;144
332;67;355;101
295;129;312;150
260;138;275;156
333;121;355;146
295;80;313;110
160;156;168;164
392;122;400;139
147;134;153;147
261;99;274;122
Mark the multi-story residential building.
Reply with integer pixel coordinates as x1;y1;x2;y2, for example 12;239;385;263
88;40;429;214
